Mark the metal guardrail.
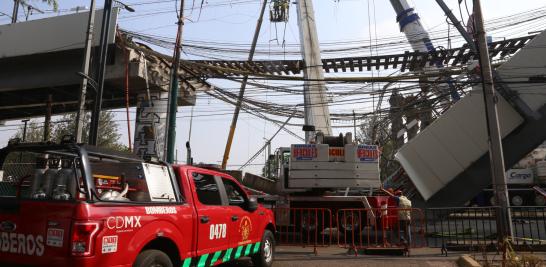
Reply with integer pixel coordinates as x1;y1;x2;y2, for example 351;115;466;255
425;206;546;251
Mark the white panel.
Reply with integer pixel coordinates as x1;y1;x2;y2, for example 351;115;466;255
416;129;459;185
290;161;378;171
430;108;483;170
143;163;175;202
395;87;524;200
395;147;441;200
0;9;118;59
289;179;380;188
290;170;379;179
497;30;546;112
497;92;527;136
452;91;489;151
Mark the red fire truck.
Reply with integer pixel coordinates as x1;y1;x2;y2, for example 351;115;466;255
0;140;275;267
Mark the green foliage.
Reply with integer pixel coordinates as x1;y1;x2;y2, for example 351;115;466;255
12;121;44;143
12;111;128;151
38;0;58;11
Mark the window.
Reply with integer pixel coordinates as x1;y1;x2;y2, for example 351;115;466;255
222;178;246;208
0;151;84;201
192;172;222;206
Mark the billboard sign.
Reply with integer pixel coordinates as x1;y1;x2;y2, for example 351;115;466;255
292;144;317;161
506;169;534;185
357;145;379;162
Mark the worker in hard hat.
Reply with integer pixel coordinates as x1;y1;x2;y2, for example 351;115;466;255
382;188;412;245
273;0;281;21
280;0;289;21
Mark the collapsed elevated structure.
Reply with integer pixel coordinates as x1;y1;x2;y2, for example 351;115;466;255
396;30;546;207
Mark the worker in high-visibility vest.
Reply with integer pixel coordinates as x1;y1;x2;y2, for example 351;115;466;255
383;188;412;245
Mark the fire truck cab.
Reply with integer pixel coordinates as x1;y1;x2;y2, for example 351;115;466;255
0;141;275;267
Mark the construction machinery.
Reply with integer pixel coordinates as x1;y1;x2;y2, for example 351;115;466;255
242;0;381;198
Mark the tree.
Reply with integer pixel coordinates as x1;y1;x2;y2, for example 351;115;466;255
34;0;58;11
11;111;128;151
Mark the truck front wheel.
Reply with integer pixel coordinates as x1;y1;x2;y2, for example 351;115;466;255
251;230;275;267
133;249;173;267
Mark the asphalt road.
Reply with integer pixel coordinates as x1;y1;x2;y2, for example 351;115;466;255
220;246;462;267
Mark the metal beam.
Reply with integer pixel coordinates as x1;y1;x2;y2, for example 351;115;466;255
297;0;332;142
89;1;115;145
75;0;97;143
435;0;476;52
221;0;268;169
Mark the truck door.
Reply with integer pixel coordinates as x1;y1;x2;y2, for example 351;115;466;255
190;172;230;261
220;177;261;258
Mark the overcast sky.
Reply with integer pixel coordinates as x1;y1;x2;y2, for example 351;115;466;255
1;0;545;173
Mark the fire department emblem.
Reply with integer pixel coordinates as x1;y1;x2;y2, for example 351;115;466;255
238;216;252;241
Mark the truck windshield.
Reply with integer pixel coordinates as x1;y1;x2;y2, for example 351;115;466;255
0;150;86;201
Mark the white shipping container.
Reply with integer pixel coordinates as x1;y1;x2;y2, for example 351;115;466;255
536;161;546;176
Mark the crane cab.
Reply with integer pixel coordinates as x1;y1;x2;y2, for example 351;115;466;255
267;132;381;193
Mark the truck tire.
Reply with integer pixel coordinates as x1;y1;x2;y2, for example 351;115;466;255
511;195;524;206
338;212;359;233
251;230;275;267
133;249;173;267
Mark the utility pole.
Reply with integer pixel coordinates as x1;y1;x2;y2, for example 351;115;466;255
164;0;185;163
221;0;268;169
89;0;114;146
353;110;357;139
75;0;97;143
21;119;29;142
44;95;52;142
473;0;513;242
12;0;20;23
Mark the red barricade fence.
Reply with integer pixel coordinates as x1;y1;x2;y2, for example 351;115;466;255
337;208;426;251
273;208;334;252
272;207;426;253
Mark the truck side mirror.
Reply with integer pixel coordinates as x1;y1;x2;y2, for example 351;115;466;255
247;197;258;212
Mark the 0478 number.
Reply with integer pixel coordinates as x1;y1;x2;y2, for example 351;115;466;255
209;224;227;240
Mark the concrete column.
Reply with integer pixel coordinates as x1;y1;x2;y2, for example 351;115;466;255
133;92;168;160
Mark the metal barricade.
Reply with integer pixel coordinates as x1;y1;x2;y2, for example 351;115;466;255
273;208;334;253
425;206;546;251
336;208;426;252
509;206;546;250
425;206;499;250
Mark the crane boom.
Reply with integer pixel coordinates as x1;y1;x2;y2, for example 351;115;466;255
296;0;332;142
